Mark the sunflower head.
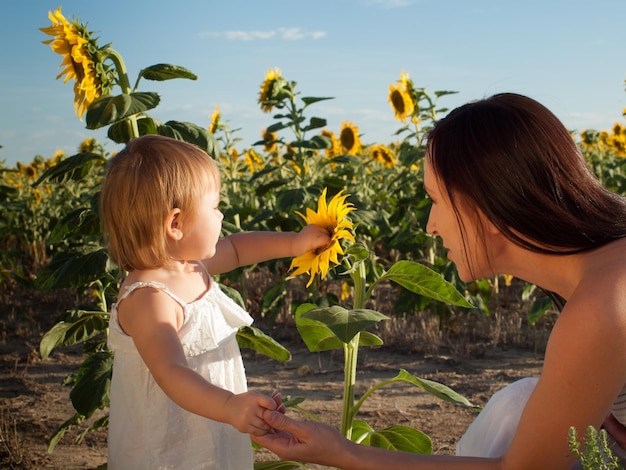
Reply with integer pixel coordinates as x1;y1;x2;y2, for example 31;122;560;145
258;68;292;113
339;122;362;156
320;130;340;158
244;149;265;173
289;188;356;287
41;7;115;120
261;128;279;152
370;144;396;168
209;106;221;134
388;84;415;122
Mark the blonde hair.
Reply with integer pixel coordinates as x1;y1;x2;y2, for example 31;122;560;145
100;135;220;271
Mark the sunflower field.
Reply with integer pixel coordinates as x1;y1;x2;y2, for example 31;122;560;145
2;6;626;467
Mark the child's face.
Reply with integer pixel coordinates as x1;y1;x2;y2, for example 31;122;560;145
182;187;223;260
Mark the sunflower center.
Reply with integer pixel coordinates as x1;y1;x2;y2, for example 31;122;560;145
391;90;405;114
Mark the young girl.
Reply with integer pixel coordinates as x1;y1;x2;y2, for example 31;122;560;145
253;93;626;469
100;134;330;469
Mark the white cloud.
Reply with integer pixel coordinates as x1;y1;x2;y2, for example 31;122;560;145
199;28;326;41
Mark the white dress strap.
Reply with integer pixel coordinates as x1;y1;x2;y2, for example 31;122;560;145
119;281;187;308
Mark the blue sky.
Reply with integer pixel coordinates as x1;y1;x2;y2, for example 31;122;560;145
1;0;625;167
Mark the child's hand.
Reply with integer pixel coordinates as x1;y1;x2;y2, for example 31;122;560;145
292;224;331;256
223;391;279;436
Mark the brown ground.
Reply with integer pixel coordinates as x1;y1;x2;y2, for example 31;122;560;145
0;284;548;470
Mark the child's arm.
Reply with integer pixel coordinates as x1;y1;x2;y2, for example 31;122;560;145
205;224;330;275
119;287;278;435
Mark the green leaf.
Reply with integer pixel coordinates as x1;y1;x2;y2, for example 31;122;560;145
70;351;113;415
295;304;344;352
265;121;288;133
353;420;432;454
34;248;110;290
380;260;473;308
49;207;101;244
301;306;388;343
86;92;160;129
40;310;109;359
32;152;105;186
394;369;479;409
108;115;160;144
47;412;85;453
302;116;327;132
236;326;291;361
139;63;198;81
301;96;334;106
157;121;220;158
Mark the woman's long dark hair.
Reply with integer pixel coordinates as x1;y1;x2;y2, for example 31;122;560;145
426;93;626;257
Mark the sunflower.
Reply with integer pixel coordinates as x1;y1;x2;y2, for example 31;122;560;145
40;7;113;120
289;188;356;287
258;68;288;113
339;122;362;155
261;128;278;152
320;129;341;159
370;144;396;168
388;83;414;122
244;149;265;173
209;106;221;134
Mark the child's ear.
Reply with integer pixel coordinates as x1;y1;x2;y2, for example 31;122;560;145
165;208;183;240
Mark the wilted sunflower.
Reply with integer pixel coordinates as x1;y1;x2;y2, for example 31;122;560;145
289;188;356;287
40;7;114;120
339;122;362;155
370;144;396;168
209;106;221;134
258;68;288;113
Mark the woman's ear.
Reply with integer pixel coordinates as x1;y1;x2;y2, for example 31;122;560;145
165;208;183;241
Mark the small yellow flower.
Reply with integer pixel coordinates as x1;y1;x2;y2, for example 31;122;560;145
502;274;514;287
41;7;113;119
79;137;99;153
370;144;396;168
289;188;356;287
209;106;221;134
339;122;362;156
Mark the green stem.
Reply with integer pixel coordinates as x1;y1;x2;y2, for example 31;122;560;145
105;49;139;139
340;334;359;439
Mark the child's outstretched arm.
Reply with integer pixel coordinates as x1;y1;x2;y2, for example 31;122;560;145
205;225;330;275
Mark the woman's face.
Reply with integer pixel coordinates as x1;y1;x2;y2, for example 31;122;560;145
424;158;498;282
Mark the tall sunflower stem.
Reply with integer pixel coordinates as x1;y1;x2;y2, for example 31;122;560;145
339;260;368;439
104;49;139;139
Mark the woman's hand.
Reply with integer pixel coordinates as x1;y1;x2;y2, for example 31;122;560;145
252;409;349;466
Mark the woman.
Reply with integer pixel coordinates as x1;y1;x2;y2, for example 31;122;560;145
254;93;626;469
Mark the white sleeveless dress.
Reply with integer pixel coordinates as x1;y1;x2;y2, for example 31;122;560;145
107;275;254;469
456;377;626;467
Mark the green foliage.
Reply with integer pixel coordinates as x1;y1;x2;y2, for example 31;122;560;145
568;426;623;470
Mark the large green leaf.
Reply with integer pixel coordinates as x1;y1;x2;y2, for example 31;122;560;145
108;114;160;144
393;369;480;410
157;120;220;158
49;207;101;243
40;310;109;359
34;248;110;290
352;419;432;454
236;326;291;362
32;152;105;186
138;63;198;81
86;92;160;129
301;306;388;344
295;303;343;352
380;260;473;308
70;351;113;415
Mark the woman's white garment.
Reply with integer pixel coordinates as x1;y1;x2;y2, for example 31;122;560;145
107;276;254;470
456;377;626;468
